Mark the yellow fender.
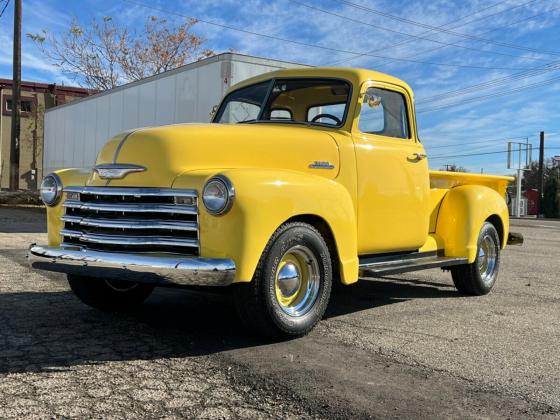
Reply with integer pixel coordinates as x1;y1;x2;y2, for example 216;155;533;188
435;185;510;263
46;168;91;247
173;169;359;285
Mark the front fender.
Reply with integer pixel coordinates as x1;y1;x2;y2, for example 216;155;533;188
173;169;359;284
45;168;91;246
435;185;509;263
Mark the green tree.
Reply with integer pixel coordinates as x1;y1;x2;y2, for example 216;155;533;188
542;175;559;218
514;160;560;217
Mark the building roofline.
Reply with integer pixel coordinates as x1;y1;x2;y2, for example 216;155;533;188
0;78;92;95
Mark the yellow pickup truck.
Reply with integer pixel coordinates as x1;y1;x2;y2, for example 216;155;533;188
29;67;522;338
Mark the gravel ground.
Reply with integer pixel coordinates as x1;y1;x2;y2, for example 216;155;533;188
0;206;559;418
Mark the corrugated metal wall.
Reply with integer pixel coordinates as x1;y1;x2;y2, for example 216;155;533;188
43;53;305;174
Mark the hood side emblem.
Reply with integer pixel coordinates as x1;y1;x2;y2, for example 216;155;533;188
94;163;146;180
309;161;335;170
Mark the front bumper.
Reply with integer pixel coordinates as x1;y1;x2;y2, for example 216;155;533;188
27;244;236;287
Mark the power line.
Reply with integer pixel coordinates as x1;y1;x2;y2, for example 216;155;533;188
417;74;560;113
329;1;560;105
0;0;9;18
429;147;560;160
409;4;560;105
328;0;527;66
418;61;560;103
121;0;532;71
331;0;560;57
395;3;560;68
286;0;551;63
425;135;535;149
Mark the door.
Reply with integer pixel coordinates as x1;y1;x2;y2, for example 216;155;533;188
353;82;430;255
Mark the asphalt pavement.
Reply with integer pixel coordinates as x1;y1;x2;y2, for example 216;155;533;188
0;206;558;419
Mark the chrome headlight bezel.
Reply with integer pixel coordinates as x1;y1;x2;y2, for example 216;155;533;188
202;175;235;216
39;173;63;207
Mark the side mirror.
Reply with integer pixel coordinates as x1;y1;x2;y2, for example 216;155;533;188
364;88;382;109
209;104;219;121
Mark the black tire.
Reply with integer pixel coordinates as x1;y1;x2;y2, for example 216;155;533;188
451;222;501;296
68;275;155;312
233;222;332;339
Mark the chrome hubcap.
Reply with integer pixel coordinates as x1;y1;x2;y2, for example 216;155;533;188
478;234;497;285
277;263;301;297
275;245;321;317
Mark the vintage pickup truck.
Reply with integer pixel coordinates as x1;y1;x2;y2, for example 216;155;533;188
29;67;522;338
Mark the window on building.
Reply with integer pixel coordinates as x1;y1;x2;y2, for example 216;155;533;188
5;98;33;114
358;88;410;139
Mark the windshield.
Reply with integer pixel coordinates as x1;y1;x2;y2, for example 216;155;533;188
214;78;351;127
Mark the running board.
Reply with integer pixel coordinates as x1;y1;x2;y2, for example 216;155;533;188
359;252;468;278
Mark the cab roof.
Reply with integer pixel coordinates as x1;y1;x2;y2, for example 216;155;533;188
228;67;414;98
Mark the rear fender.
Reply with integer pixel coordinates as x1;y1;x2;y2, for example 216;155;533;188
435;185;509;263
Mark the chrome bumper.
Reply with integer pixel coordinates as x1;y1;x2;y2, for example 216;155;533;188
27;244;236;287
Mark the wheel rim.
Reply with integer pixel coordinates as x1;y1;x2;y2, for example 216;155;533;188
275;245;321;317
478;234;497;285
105;279;139;292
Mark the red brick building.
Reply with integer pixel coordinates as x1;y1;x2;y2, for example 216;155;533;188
0;79;92;190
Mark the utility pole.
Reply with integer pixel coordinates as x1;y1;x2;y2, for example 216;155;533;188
9;0;21;190
536;131;545;218
507;140;531;218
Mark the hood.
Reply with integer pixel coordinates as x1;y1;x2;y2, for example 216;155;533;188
92;123;341;187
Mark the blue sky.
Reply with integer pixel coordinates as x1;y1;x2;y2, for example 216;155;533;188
1;0;560;174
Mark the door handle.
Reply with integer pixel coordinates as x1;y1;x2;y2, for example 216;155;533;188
408;152;427;161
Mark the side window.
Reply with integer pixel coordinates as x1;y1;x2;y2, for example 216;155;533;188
359;88;410;139
270;109;292;120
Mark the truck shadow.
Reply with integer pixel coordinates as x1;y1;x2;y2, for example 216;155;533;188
0;273;458;375
325;276;458;319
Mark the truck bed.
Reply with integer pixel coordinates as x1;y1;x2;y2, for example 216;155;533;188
429;170;512;197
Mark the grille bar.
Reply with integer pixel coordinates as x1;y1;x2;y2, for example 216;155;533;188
61;215;198;231
64;186;197;197
63;200;197;215
61;228;199;248
61;186;199;255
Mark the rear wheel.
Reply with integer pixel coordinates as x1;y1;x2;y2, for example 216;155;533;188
68;275;155;312
451;221;501;295
233;222;332;339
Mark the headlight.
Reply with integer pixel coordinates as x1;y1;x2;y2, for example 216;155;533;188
202;175;235;215
39;173;62;206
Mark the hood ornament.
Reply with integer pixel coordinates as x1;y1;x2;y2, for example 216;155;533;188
94;163;146;180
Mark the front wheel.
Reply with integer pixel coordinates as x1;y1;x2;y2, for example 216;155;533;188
68;275;155;312
451;221;501;295
233;222;332;339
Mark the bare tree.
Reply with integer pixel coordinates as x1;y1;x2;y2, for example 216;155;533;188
440;164;469;172
28;16;214;90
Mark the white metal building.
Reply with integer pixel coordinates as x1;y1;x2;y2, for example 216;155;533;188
43;53;307;174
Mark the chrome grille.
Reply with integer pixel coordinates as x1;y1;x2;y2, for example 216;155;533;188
61;187;199;255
